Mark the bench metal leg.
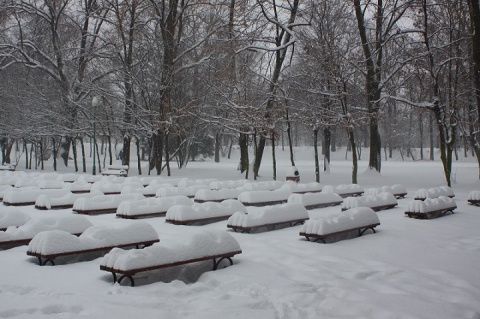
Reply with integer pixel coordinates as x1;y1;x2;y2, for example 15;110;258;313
117;274;135;287
213;257;233;270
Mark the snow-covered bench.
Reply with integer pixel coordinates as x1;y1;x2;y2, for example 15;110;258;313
209;180;248;190
227;202;309;233
414;186;455;200
239;181;285;192
116;196;193;219
0;164;16;171
3;188;70;206
341;192;398;212
322;184;364;198
281;182;323;194
0;185;13;201
237;189;290;207
365;184;407;199
100;230;242;286
467;191;480;207
405;196;457;219
101;165;129;177
0;207;30;231
165;200;246;225
156;185;209;198
194;188;242;203
65;180;93;194
299;207;380;243
73;193;145;215
35;191;103;210
0;215;92;248
287;192;343;210
27;222;159;266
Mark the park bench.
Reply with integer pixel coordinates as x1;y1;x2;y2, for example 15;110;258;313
341;192;398;212
27;222;159;266
227;203;309;233
101;165;129;177
0;215;92;249
72;193;144;215
237;189;290;207
405;196;457;219
467;191;480;207
299;207;380;243
0;164;17;171
0;208;30;231
322;184;364;198
365;184;407;199
287;192;343;210
165;200;246;225
100;230;242;286
414;186;455;200
116;196;193;219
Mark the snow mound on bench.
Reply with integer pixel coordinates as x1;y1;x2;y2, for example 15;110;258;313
101;229;241;271
35;191;102;210
288;192;342;208
322;184;364;196
65;180;93;193
227;203;308;228
166;199;246;222
240;181;285;191
0;215;92;242
3;188;70;205
28;221;158;255
238;189;291;205
73;193;145;211
365;184;407;196
414;186;455;200
117;196;193;216
178;179;216;188
342;192;397;210
281;182;323;194
300;207;380;235
406;196;457;213
194;188;242;202
0;207;30;229
468;191;480;201
156;185;208;198
209;180;249;190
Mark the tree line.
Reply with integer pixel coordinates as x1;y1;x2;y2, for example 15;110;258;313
1;0;479;186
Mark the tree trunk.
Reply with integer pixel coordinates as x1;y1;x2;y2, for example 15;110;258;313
347;127;358;184
136;137;142;175
323;127;331;171
271;134;276;180
80;137;86;173
286;109;295;166
214;132;221;163
239;132;249;178
313;128;320;183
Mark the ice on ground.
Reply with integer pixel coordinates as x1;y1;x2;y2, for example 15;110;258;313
301;207;380;235
0;215;92;242
194;188;242;202
73;193;145;211
0;207;30;229
414;186;455;200
238;189;291;204
101;229;241;271
166;199;246;222
342;192;398;210
288;192;343;208
28;221;158;255
406;196;457;213
227;202;309;228
117;196;193;216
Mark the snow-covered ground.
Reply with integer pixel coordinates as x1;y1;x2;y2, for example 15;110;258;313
1;146;480;318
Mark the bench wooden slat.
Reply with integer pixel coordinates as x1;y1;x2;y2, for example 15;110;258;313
404;206;456;219
0;232;84;249
116;212;167;219
241;200;287;207
228;218;307;233
341;204;397;212
166;214;232;225
468;199;480;207
304;201;343;210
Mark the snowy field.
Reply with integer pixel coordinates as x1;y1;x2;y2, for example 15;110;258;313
1;146;480;319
